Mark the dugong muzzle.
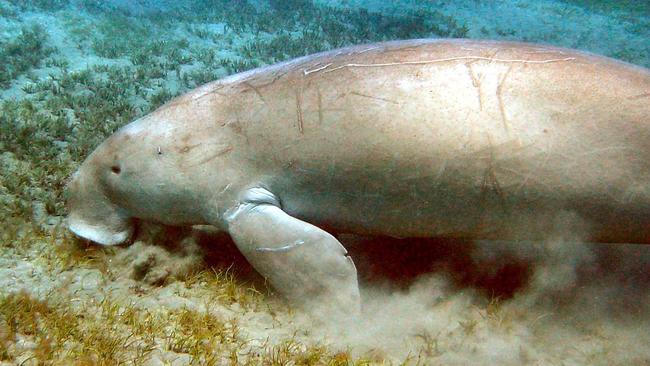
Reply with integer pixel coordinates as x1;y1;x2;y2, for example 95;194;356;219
67;169;135;246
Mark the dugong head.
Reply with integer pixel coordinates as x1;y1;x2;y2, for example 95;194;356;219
66;105;220;245
66;132;137;245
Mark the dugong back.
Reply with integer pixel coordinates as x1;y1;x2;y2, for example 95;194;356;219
197;39;650;243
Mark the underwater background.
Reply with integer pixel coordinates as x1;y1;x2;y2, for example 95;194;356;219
0;0;649;365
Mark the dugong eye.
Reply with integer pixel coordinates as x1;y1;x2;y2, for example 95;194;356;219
111;165;121;174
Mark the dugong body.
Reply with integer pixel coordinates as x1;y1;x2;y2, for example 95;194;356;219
67;39;650;312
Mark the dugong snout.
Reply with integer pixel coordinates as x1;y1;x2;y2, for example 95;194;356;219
66;168;134;245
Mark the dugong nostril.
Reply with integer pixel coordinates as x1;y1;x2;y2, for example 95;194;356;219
111;165;121;174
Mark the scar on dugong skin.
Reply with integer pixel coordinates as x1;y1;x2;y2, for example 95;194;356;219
256;240;306;253
66;39;650;316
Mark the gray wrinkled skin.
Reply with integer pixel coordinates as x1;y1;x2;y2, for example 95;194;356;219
67;39;650;313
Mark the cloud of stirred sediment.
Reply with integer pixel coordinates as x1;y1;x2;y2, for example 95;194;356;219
305;229;650;365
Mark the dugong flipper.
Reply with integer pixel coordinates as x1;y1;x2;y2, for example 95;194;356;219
226;188;360;313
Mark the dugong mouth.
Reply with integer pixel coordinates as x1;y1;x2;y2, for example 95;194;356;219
67;215;134;246
66;161;135;246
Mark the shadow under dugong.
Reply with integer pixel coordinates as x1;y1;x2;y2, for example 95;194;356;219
66;39;650;314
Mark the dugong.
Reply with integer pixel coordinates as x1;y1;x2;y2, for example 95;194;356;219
67;39;650;312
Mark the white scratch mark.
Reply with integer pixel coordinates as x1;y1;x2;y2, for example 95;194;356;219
218;183;232;195
295;89;304;134
627;92;650;100
357;46;381;54
323;56;576;74
256;240;306;253
304;63;333;75
496;65;514;132
464;63;483;110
